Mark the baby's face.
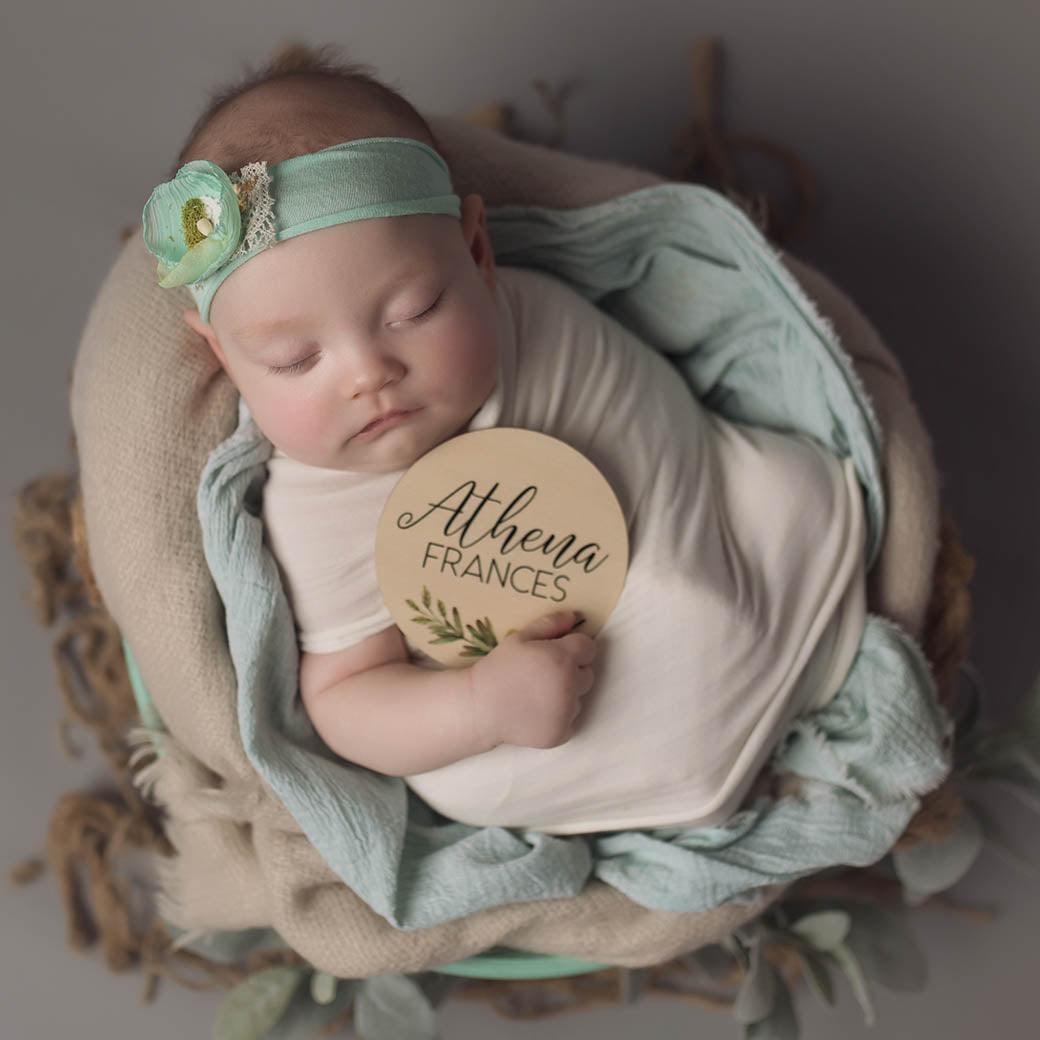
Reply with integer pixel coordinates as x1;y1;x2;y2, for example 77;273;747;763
187;198;499;473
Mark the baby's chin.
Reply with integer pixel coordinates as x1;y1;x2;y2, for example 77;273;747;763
351;427;476;474
298;437;435;475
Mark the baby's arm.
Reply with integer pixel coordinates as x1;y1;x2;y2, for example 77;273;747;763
299;625;494;776
299;610;598;777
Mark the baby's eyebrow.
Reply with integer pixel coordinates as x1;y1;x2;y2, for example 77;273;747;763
232;317;306;346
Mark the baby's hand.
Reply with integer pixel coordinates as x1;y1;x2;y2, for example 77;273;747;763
469;609;598;750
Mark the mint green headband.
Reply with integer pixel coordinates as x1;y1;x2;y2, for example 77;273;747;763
141;136;461;323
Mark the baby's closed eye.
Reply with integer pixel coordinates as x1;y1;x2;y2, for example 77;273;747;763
266;290;447;376
388;289;445;327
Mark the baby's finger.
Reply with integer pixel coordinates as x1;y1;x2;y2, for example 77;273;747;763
557;628;599;661
558;632;598;666
576;665;596;695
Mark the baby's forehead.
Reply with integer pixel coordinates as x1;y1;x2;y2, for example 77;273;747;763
215;216;458;322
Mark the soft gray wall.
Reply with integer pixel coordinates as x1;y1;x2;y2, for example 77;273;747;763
3;2;1037;1037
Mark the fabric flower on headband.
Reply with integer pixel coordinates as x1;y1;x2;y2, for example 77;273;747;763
142;159;273;289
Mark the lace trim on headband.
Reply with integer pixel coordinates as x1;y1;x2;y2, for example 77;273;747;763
231;161;276;256
190;160;276;293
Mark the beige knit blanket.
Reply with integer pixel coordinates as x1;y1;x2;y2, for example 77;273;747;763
68;114;940;975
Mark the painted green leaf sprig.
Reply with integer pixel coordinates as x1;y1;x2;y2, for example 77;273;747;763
405;584;500;658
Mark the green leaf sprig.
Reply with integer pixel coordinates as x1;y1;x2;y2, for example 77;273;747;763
405;584;501;658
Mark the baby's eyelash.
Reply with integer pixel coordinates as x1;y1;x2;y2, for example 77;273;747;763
399;290;444;325
267;354;318;376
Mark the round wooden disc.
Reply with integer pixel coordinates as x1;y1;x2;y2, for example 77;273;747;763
375;428;629;668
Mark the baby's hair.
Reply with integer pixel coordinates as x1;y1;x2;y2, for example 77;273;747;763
170;41;443;180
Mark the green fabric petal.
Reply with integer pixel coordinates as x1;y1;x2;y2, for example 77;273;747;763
157;235;231;288
142;159;242;285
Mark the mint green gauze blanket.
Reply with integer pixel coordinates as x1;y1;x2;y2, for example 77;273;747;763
196;183;954;930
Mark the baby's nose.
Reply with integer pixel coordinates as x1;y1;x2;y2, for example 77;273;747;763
342;355;404;399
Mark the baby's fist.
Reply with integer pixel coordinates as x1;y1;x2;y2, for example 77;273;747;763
469;609;598;750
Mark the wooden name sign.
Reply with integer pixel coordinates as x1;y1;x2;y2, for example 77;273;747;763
374;428;629;668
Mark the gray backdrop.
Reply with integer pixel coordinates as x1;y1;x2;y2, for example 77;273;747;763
2;1;1037;1037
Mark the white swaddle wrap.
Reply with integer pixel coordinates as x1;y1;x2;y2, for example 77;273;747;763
262;264;867;834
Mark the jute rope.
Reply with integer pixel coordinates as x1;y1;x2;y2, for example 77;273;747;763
670;37;819;245
8;37;979;1025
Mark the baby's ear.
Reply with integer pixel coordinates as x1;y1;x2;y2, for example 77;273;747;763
460;193;496;293
181;307;207;338
182;308;229;371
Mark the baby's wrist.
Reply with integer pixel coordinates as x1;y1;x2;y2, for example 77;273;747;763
464;662;500;754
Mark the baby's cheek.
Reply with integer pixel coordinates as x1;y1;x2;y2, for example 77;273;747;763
253;387;335;458
440;305;498;399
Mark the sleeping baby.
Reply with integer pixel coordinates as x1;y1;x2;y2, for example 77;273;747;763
149;70;867;836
